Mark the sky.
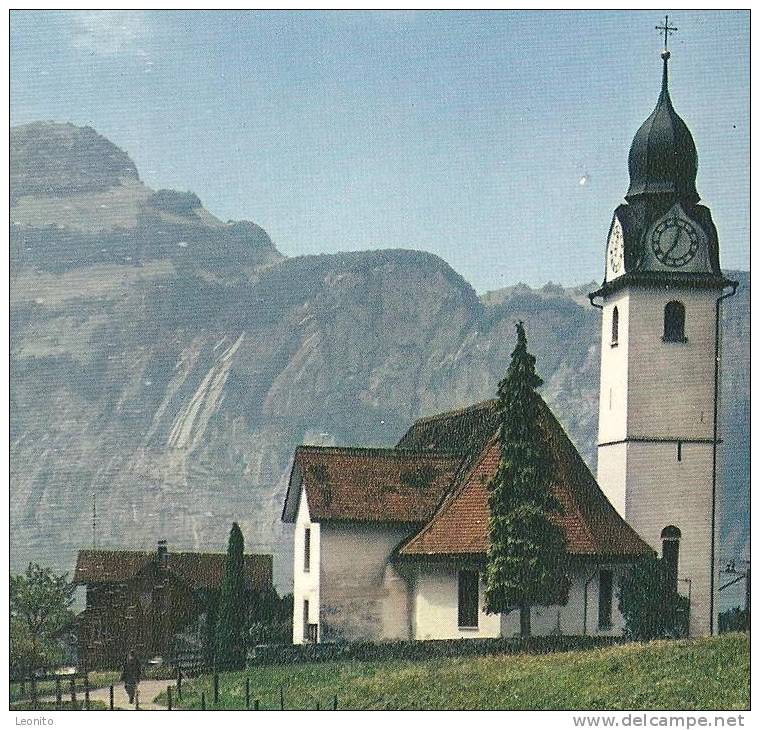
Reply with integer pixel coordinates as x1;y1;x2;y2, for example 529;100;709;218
10;10;750;292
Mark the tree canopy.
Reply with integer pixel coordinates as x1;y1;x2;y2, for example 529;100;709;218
10;563;76;675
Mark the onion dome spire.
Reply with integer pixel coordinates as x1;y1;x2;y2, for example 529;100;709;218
625;45;699;203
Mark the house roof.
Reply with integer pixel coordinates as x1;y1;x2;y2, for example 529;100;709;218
282;445;460;524
74;549;273;590
398;398;652;559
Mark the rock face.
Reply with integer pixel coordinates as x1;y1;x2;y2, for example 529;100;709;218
10;123;750;593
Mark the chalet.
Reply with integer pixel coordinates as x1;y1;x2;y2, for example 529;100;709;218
282;398;651;643
74;541;272;668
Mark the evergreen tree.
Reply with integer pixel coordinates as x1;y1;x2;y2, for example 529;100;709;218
214;522;247;669
485;321;570;636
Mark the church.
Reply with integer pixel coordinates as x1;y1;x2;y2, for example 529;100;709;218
282;42;736;643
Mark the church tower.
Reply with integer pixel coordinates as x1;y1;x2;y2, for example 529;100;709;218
591;35;737;636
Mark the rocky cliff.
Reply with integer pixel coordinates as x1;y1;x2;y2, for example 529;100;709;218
10;123;750;591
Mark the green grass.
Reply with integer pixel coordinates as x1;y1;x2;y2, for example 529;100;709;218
155;633;749;711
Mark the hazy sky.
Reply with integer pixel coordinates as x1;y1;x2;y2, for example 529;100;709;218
10;10;749;292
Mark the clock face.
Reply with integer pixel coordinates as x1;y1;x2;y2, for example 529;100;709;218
651;217;700;267
608;218;624;275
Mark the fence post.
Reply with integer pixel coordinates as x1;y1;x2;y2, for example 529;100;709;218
333;694;338;710
109;685;114;710
55;677;62;709
70;677;76;708
31;677;37;710
245;677;250;709
316;700;320;710
280;684;284;710
84;678;90;710
201;691;206;710
254;699;259;711
135;688;140;710
213;673;219;704
167;686;173;711
177;668;182;701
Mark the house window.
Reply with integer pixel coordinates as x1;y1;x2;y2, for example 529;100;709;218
611;306;619;346
663;301;686;342
458;570;479;628
304;527;311;573
661;526;681;594
677;441;682;462
303;599;309;640
598;570;613;629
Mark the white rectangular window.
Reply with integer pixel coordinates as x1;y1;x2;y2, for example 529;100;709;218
304;527;311;573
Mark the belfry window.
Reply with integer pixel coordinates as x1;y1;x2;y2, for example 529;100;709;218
661;526;681;594
611;307;619;346
663;301;686;342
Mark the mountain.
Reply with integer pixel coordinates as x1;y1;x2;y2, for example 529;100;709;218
10;123;750;598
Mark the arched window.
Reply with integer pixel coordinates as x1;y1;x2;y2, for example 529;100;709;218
661;526;681;594
663;301;686;342
611;306;619;346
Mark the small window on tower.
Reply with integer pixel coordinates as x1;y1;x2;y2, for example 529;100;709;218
663;301;687;342
611;307;619;347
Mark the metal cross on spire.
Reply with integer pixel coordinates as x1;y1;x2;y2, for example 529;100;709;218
656;15;678;50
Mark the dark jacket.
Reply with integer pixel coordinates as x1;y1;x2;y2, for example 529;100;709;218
120;656;141;685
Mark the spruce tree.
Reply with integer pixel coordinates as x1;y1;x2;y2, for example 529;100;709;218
214;522;247;669
485;321;570;636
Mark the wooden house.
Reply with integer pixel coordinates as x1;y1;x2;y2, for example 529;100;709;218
74;541;272;669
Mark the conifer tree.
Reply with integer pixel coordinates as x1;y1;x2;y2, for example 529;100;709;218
485;321;570;636
214;522;247;669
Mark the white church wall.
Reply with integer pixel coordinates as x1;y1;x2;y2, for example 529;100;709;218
412;562;501;639
319;522;415;642
597;443;628;519
625;287;717;439
499;562;627;637
597;288;630;446
596;282;722;637
292;487;320;644
625;441;716;636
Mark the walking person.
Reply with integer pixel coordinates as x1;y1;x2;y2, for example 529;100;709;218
120;650;142;705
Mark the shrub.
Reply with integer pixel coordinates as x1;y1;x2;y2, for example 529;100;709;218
247;634;622;667
618;556;690;640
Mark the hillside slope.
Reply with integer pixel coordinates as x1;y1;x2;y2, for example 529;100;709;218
161;633;749;710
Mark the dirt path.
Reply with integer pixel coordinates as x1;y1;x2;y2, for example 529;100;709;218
39;679;170;710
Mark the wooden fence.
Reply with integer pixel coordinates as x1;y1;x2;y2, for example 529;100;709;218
10;668;339;711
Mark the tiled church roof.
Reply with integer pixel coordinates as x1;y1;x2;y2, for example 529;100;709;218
397;399;652;558
283;446;460;524
283;394;651;558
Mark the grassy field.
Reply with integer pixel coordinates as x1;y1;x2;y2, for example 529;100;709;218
156;632;749;711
